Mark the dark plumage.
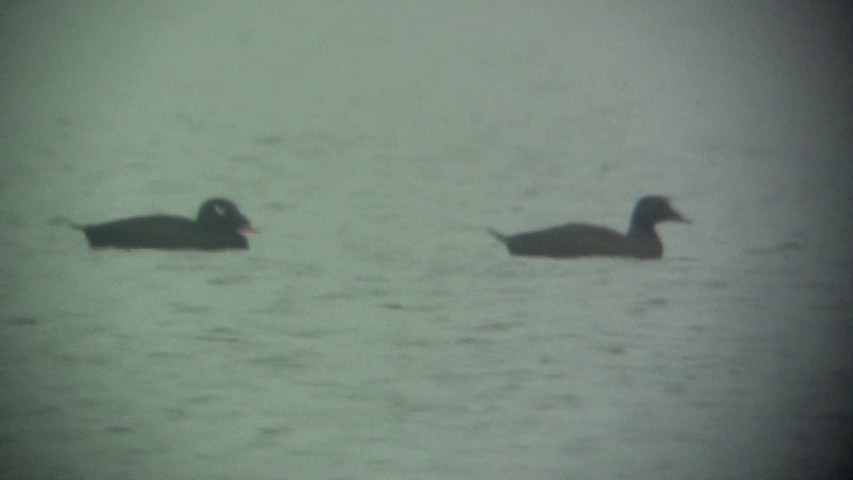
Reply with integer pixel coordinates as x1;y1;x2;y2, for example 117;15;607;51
489;195;689;259
77;198;256;250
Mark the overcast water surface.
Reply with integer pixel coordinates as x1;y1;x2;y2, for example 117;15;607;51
1;2;852;478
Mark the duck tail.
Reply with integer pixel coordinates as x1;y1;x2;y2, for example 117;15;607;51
48;216;85;230
487;228;508;244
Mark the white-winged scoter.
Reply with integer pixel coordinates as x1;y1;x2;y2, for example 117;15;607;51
489;195;689;259
78;198;257;250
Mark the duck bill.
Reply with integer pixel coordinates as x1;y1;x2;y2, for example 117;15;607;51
672;210;691;224
239;223;260;234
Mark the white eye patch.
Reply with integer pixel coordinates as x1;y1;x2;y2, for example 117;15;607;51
214;204;226;216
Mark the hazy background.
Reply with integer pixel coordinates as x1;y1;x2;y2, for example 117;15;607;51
2;1;852;478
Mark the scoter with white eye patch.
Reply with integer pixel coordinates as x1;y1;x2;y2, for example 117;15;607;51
76;197;257;250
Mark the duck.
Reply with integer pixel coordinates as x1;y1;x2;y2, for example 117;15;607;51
489;195;689;259
76;197;257;250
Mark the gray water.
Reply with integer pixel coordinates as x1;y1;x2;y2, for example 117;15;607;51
2;2;852;478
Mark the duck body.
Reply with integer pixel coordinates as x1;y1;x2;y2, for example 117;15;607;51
78;198;255;251
490;223;654;258
490;196;688;259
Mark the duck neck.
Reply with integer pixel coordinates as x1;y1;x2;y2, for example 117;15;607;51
627;221;664;258
627;220;659;239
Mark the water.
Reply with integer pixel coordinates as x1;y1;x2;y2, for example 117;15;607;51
2;2;852;478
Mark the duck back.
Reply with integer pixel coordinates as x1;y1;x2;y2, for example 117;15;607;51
82;215;248;250
492;223;630;258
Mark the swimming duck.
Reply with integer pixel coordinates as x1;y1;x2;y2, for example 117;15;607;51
489;195;689;259
77;198;257;250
